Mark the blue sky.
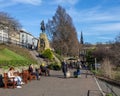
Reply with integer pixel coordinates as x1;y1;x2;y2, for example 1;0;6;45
0;0;120;44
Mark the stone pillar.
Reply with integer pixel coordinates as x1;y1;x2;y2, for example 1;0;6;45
37;33;50;53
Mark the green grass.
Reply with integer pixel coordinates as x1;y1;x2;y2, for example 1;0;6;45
114;71;120;81
106;93;113;96
7;44;36;63
0;44;37;68
0;48;27;60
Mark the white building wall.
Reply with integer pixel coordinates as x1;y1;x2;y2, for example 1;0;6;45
0;28;8;43
27;35;33;44
19;30;38;49
32;38;38;49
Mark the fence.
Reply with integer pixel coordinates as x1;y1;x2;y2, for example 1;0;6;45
0;36;37;50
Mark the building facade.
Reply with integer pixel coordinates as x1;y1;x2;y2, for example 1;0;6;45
0;27;38;50
19;29;38;49
0;27;9;43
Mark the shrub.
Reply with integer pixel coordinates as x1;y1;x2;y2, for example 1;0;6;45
47;62;61;70
42;49;54;60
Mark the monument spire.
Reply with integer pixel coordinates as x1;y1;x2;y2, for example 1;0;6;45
80;31;84;44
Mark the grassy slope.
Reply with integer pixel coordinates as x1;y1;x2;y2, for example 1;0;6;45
0;44;37;68
0;48;27;60
7;44;36;62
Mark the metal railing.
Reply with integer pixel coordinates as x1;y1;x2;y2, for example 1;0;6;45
0;36;37;50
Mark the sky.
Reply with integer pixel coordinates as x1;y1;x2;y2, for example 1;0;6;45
0;0;120;44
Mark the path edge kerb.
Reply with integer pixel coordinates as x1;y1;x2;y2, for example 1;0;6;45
96;76;120;88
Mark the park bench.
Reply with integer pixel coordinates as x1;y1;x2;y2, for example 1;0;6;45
3;73;16;88
22;70;36;82
28;72;36;81
22;70;29;83
3;69;37;89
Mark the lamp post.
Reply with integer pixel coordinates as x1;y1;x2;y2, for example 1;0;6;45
95;58;97;71
22;34;24;47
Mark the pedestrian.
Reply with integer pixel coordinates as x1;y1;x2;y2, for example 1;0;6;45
61;59;68;78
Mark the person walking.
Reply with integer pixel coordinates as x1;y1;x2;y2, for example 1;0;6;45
61;60;68;78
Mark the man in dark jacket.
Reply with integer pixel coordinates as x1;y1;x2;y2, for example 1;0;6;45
61;60;68;78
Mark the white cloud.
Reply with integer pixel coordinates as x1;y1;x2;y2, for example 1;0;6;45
77;22;120;41
12;0;42;5
53;0;79;5
80;23;120;38
68;5;120;42
68;6;120;23
98;36;113;40
90;23;120;32
0;0;42;8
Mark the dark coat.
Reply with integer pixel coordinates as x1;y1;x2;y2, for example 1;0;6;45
61;61;68;73
28;67;34;74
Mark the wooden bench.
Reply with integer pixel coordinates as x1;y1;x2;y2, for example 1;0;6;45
3;70;36;88
22;70;36;83
22;70;29;84
28;72;36;81
3;73;16;88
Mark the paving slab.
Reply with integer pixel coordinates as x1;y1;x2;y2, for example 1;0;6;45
0;70;101;96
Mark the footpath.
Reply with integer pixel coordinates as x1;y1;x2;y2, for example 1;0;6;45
0;70;102;96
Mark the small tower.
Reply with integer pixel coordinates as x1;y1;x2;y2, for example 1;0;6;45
79;31;84;59
80;31;84;44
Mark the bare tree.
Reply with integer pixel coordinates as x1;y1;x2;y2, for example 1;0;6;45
0;12;22;38
115;33;120;42
110;34;120;67
46;5;79;56
93;36;120;67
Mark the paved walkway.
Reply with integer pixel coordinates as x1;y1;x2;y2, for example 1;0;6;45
0;70;101;96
